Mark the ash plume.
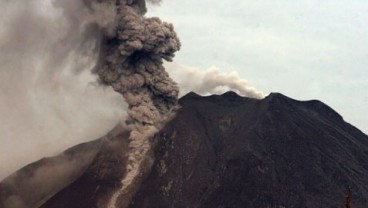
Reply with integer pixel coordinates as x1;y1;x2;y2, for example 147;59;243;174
90;0;180;207
1;0;179;203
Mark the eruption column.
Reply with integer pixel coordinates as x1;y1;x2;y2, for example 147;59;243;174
93;0;180;207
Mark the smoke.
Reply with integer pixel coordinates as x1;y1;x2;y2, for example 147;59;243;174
165;62;264;98
1;0;265;207
89;1;180;207
0;0;125;180
1;0;179;200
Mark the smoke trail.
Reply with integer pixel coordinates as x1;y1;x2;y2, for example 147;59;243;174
166;63;264;98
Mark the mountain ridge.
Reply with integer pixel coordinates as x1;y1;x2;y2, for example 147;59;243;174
1;91;368;208
131;91;368;208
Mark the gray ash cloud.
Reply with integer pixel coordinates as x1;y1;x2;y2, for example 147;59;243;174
95;0;180;127
86;0;180;207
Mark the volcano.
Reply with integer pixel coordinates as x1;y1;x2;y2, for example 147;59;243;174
1;92;368;208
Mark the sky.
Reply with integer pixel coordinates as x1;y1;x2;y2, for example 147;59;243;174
0;0;367;180
148;0;368;134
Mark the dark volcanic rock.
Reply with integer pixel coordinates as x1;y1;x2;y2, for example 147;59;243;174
1;92;368;208
129;92;368;208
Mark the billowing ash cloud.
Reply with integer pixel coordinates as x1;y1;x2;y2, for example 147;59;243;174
1;0;179;201
89;0;180;207
166;63;264;99
95;1;180;126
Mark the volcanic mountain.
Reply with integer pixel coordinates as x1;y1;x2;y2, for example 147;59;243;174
1;92;368;208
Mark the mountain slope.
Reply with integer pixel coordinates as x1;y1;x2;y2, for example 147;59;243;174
129;92;368;208
1;92;368;208
0;125;130;208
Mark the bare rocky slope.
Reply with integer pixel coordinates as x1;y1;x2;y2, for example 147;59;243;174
129;92;368;208
1;92;368;208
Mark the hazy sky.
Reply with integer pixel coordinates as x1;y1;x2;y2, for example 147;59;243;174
148;0;368;133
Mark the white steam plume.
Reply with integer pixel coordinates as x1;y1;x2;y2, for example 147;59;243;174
166;62;264;98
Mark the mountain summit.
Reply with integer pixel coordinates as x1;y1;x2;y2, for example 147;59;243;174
1;92;368;208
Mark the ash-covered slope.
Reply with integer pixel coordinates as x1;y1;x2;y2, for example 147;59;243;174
0;125;130;208
2;92;368;208
129;92;368;208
